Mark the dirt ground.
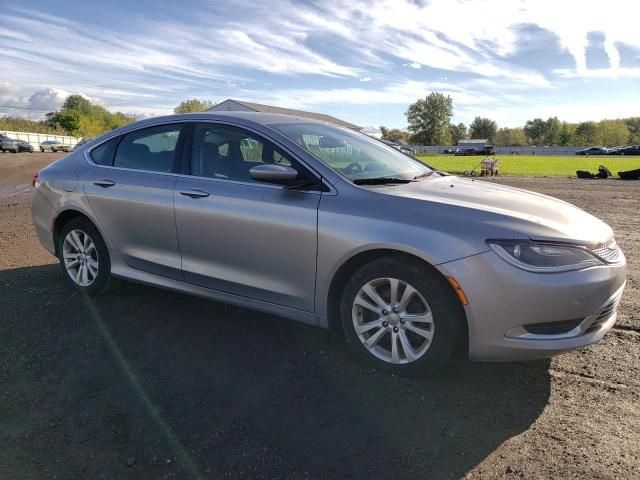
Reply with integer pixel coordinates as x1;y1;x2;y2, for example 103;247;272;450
1;152;639;479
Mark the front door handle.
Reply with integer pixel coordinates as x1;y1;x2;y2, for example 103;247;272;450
94;179;116;188
180;188;210;198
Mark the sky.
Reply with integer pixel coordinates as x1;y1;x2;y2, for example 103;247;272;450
1;0;639;129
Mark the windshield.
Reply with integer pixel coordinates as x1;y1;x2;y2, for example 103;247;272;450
272;122;433;183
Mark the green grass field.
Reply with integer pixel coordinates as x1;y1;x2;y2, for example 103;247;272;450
416;154;640;177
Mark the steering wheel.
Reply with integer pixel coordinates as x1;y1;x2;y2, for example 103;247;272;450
343;161;363;174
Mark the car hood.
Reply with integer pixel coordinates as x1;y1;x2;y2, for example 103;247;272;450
376;175;613;245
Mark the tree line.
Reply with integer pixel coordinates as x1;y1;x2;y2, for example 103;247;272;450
381;92;640;147
0;95;137;138
0;97;215;138
3;93;636;147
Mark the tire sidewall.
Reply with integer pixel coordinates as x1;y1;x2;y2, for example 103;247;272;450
340;256;464;375
57;217;112;296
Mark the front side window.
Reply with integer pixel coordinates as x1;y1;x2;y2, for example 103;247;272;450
113;124;183;172
272;122;433;183
190;123;295;184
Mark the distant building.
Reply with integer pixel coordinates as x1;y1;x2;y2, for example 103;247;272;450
208;99;361;131
458;139;490;149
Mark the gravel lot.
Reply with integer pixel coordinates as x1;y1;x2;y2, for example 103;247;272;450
1;152;639;479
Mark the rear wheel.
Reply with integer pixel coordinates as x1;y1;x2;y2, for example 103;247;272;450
340;256;464;375
57;217;116;296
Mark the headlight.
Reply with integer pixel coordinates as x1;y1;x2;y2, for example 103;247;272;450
488;240;604;273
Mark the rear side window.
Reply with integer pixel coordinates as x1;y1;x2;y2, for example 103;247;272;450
113;124;183;172
90;137;119;166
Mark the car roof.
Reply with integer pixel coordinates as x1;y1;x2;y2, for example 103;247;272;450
127;111;345;132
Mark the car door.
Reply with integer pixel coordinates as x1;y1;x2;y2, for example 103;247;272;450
173;122;321;312
83;123;186;280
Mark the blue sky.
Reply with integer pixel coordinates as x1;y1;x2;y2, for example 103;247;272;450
1;0;639;129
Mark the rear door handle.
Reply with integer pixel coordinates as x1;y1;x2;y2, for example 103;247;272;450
93;179;116;188
180;188;210;198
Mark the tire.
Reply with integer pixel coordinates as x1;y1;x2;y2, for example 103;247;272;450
40;148;45;152
57;217;117;296
340;256;464;375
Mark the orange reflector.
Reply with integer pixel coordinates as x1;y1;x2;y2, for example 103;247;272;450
446;277;468;305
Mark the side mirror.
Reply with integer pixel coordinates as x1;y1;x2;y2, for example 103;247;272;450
250;164;299;183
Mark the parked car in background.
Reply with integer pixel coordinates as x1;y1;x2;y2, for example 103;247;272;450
40;140;70;153
575;147;610;155
1;138;17;152
16;140;34;152
615;145;640;156
1;139;34;153
442;148;459;154
31;112;626;375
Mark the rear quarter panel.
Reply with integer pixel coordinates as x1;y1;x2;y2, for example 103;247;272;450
32;152;106;251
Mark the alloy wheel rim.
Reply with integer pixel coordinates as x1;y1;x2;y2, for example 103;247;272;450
62;229;98;287
352;277;434;364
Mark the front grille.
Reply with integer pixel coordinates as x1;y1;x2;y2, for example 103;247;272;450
586;292;623;333
591;241;622;263
523;318;583;335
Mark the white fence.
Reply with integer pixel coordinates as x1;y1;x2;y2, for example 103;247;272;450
0;130;80;150
411;145;591;155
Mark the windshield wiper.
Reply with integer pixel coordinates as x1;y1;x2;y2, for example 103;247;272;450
353;177;415;185
413;172;434;180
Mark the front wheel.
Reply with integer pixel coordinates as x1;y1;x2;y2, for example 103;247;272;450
57;217;116;296
340;256;464;375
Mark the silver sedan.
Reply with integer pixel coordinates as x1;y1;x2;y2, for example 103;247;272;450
31;112;626;374
40;140;70;152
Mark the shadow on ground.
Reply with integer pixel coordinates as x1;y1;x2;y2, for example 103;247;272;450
0;264;551;479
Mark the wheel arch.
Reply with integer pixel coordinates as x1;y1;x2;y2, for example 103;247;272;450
326;249;469;353
52;209;101;257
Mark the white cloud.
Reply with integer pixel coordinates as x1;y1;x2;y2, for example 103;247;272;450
237;80;496;112
1;1;639;125
0;87;70;114
553;67;640;80
0;81;20;96
27;88;70;110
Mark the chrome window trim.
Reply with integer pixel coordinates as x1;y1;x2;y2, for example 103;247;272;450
83;118;335;195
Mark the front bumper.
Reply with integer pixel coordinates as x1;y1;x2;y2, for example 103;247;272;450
437;250;627;361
